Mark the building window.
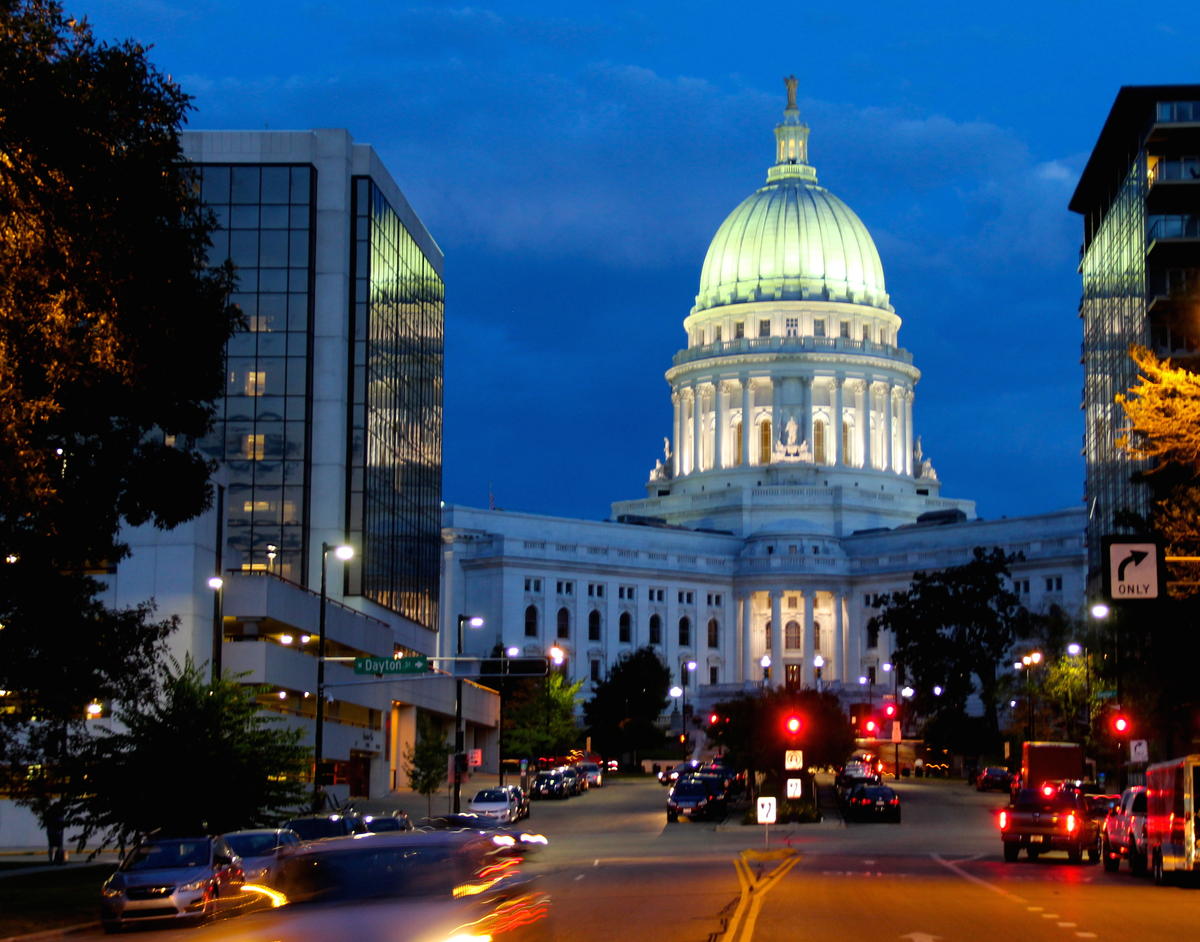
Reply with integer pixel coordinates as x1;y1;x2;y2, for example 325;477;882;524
244;370;266;396
864;594;873;607
862;324;871;342
840;321;850;338
706;592;722;606
556;607;570;639
713;325;722;343
814;421;826;463
759;318;771;338
785;664;800;689
866;622;879;648
557;580;574;596
813;621;822;652
707;618;719;648
735;421;743;463
590;659;602;682
759;420;772;464
842;419;852;464
588;610;601;641
649;613;662;646
588;583;605;598
1015;579;1030;594
619;611;632;643
243;433;265;460
785;620;801;650
709;665;719;685
764;621;772;650
524;605;538;637
1045;575;1063;591
648;587;664;602
785;317;798;337
524;577;541;593
681;667;691;688
814;319;826;337
735;321;745;339
787;596;798;607
679;617;691;647
677;590;694;605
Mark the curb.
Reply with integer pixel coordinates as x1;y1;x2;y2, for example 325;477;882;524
0;921;98;942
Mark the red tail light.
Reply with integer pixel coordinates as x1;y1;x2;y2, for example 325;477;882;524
1065;813;1077;833
1041;785;1055;797
889;798;899;805
998;810;1008;830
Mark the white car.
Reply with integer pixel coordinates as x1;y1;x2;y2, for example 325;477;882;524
468;787;520;823
579;761;604;788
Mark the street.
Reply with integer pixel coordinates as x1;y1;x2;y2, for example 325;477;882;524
71;774;1200;942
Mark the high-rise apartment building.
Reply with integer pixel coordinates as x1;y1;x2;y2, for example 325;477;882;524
1071;86;1200;581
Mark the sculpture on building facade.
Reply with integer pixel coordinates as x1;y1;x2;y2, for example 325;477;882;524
651;436;675;481
771;414;812;463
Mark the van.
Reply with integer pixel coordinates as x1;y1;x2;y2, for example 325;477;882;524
1145;754;1200;884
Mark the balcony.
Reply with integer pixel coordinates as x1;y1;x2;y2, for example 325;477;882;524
672;335;913;368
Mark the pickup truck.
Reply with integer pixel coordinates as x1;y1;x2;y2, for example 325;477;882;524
1102;785;1147;874
998;787;1102;864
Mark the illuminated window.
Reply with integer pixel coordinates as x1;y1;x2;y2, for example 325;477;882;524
814;421;826;464
785;620;801;649
759;420;772;464
243;434;265;460
242;500;272;512
842;420;852;464
244;371;266;396
735;421;743;464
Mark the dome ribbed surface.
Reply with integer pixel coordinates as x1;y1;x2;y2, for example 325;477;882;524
694;179;889;314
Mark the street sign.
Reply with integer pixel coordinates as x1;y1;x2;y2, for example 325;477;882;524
1131;739;1149;763
1102;536;1165;601
469;748;482;768
891;720;901;743
786;777;803;799
354;655;428;675
784;750;803;770
757;797;777;824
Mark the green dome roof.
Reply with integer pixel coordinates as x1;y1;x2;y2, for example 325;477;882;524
694;92;890;314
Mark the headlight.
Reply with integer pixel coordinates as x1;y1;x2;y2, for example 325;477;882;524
178;877;212;893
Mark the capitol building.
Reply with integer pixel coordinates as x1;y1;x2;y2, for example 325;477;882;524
441;82;1085;714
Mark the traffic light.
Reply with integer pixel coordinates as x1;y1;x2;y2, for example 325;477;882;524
882;702;898;720
1111;711;1131;736
862;717;880;736
709;712;720;726
784;714;803;736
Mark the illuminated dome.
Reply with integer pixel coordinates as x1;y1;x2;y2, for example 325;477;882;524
694;90;890;315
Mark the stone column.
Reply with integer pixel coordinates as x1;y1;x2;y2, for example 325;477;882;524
714;379;726;470
692;382;703;473
905;389;914;476
671;391;682;477
740;376;752;466
862;381;873;470
833;377;844;466
884;382;895;473
738;593;752;683
770;590;784;690
801;591;814;690
835;593;847;683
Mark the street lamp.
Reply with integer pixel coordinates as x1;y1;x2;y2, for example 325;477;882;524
1016;650;1043;741
207;576;224;683
760;654;771;683
813;654;825;691
669;684;685;756
453;613;485;813
312;542;354;811
1067;641;1092;741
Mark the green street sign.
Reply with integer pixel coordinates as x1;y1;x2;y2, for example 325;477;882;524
354;655;428;675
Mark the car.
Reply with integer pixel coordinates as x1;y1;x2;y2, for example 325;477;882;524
498;783;531;820
203;830;551;942
843;784;902;822
280;812;368;841
221;828;300;886
560;766;587;795
531;770;569;799
469;787;522;824
579;761;604;788
99;835;245;931
836;759;882;792
666;779;727;822
1102;785;1148;874
361;811;413;833
976;766;1013;792
657;760;701;786
999;788;1102;863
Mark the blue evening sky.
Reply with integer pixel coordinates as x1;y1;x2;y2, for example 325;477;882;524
82;1;1200;523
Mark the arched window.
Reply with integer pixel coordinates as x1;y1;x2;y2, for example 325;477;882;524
649;613;662;646
866;622;879;649
785;620;801;649
524;605;538;638
842;419;853;465
588;609;601;642
707;618;719;648
813;620;822;652
619;611;632;643
813;421;826;464
557;607;570;639
678;616;691;647
735;420;744;464
764;620;772;651
759;419;772;464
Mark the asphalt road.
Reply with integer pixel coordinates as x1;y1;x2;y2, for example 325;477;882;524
72;775;1200;942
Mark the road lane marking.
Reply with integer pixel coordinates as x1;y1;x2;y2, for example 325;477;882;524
931;855;1027;904
1058;922;1076;928
719;850;799;942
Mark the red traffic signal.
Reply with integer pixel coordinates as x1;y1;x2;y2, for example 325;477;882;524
882;703;898;719
863;717;879;735
784;714;803;735
1111;713;1131;735
709;712;720;726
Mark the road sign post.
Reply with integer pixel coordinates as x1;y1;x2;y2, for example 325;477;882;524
757;796;777;848
1101;536;1165;602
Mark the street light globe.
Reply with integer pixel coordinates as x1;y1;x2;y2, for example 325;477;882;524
1030;651;1043;665
1022;655;1032;666
1067;642;1083;657
1014;661;1024;671
669;685;683;699
1091;602;1110;620
465;615;485;628
858;675;868;685
333;544;354;561
506;646;520;657
881;662;893;673
901;686;915;698
933;685;943;696
548;645;565;665
813;655;825;668
207;576;223;590
685;659;697;671
760;654;771;668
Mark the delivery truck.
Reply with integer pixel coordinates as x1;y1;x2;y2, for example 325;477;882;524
1146;754;1200;885
1020;741;1085;793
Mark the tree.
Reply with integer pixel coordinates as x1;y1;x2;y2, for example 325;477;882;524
868;547;1034;752
0;0;238;858
583;647;670;763
403;711;451;818
503;672;583;760
68;658;309;851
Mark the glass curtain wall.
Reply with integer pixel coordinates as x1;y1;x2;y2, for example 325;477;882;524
199;164;315;581
347;178;444;628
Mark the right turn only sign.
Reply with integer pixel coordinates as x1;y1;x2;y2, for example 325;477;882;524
1102;537;1164;601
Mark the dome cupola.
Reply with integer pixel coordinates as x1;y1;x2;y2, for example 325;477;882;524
693;78;890;315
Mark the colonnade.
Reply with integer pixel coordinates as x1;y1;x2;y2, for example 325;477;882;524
670;373;914;477
733;588;860;690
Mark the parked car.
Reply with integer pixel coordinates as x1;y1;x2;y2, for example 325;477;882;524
361;811;413;833
843;784;902;822
531;770;569;799
560;766;587;795
657;760;701;786
469;787;522;824
1102;785;1148;874
221;828;300;886
99;835;245;931
975;766;1013;792
666;779;727;822
579;761;604;788
281;812;368;841
498;783;531;820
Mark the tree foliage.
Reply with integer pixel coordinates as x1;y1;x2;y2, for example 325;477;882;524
403;711;451;818
867;547;1034;752
582;647;670;761
502;672;583;760
69;658;309;850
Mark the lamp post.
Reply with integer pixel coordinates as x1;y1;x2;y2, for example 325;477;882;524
813;655;825;692
1067;641;1091;742
313;542;354;811
1016;650;1043;741
498;645;519;786
678;659;697;753
760;654;771;685
669;684;685;756
207;576;224;683
453;614;485;813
